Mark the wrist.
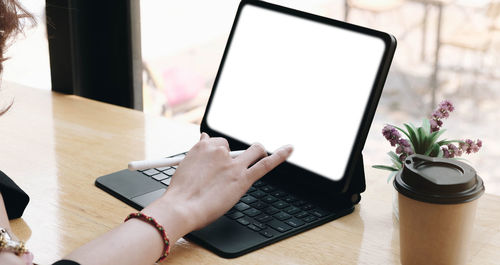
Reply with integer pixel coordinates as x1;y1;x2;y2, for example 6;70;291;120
0;252;25;265
141;190;195;243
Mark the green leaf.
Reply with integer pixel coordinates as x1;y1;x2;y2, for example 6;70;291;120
372;165;399;171
388;151;403;169
422;118;431;134
438;147;444;157
392;125;411;139
417;127;427;153
404;123;419;151
387;171;399;183
429;129;447;147
388;151;400;162
426;143;441;157
437;139;463;146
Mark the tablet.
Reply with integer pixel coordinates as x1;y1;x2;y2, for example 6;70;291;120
202;0;396;189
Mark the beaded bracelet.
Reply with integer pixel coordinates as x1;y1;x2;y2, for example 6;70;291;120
124;212;170;262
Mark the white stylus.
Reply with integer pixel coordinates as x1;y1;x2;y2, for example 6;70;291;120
128;150;246;171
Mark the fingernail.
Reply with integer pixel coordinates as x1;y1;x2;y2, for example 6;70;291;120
277;144;293;157
283;144;293;152
200;132;209;140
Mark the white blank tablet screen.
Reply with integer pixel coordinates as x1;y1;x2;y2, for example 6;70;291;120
206;4;385;181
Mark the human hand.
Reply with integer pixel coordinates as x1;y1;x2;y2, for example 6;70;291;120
142;133;293;242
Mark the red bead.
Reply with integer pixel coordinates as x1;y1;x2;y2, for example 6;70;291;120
124;212;170;262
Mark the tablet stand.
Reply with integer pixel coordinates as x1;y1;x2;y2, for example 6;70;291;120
346;153;366;205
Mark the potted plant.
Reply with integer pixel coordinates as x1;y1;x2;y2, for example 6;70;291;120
373;100;482;218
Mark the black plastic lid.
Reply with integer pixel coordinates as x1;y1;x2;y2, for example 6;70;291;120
394;154;484;204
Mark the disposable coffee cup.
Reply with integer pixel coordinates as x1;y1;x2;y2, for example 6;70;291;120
394;154;484;265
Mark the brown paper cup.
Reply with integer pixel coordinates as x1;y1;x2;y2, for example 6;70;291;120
394;154;484;265
398;192;478;265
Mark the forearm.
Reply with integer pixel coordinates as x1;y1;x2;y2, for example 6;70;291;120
65;192;192;265
64;136;291;265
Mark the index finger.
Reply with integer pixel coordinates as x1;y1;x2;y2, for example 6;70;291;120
234;143;268;167
246;145;293;182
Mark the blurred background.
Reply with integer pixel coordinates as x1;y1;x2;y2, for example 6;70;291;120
3;0;500;193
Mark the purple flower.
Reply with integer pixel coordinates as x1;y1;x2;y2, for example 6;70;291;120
430;119;439;132
433;111;444;119
395;145;403;154
399;138;411;147
442;143;461;158
382;125;401;146
439;100;454;112
458;139;482;154
442;147;452;158
394;138;414;161
448;143;459;154
404;147;413;155
429;100;454;133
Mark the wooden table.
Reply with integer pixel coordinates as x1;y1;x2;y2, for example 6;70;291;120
2;83;499;264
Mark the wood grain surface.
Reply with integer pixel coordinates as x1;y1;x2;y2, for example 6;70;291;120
3;83;499;264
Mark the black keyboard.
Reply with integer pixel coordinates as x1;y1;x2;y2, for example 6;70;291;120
139;154;334;239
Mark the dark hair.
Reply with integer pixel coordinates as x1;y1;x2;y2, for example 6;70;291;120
0;0;34;73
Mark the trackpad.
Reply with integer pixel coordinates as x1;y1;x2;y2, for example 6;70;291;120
131;188;166;208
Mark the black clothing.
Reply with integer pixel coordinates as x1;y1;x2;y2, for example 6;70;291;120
0;170;29;219
0;171;81;265
52;260;81;265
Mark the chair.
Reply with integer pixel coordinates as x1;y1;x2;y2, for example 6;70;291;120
344;0;406;22
432;0;500;104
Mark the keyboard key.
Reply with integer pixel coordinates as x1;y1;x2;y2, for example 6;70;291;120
285;218;305;228
253;180;265;187
268;219;292;233
227;211;244;220
161;178;171;186
251;201;268;210
164;168;176;176
295;211;309;218
260;229;277;238
262;195;278;203
243;208;262;217
272;200;289;209
274;212;292;221
261;185;276;192
293;200;306;206
152;173;169;181
247;186;257;193
252;221;266;230
303;215;318;223
283;195;297;203
143;169;160;176
301;203;315;210
234;202;250;212
237;217;251;226
264;206;279;215
284;206;301;215
311;209;330;218
155;166;170;171
255;214;273;223
251;190;266;198
241;195;258;204
247;224;261;232
271;190;287;198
